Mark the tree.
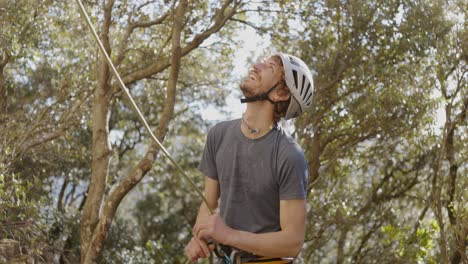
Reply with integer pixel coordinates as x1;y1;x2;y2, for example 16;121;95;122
429;2;467;260
2;0;464;262
1;0;93;262
267;0;466;262
76;1;243;263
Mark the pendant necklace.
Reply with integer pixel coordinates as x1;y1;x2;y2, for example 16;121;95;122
241;114;274;134
241;115;258;133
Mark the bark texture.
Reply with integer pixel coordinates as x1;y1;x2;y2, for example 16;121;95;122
78;1;242;263
80;0;114;262
0;52;9;114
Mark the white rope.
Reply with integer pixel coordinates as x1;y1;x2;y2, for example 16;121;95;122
74;0;213;214
230;249;240;264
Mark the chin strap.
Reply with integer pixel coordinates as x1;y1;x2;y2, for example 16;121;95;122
240;82;281;104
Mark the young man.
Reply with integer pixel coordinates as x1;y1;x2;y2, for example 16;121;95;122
185;52;314;264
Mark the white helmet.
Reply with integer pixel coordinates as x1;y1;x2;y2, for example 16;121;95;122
275;53;314;120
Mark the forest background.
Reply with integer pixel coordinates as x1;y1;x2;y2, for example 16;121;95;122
0;0;466;263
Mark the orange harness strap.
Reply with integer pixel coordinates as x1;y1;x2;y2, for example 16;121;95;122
242;257;293;263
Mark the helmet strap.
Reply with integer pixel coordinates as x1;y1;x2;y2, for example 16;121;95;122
240;82;281;104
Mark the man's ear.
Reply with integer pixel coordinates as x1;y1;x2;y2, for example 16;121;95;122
274;85;291;101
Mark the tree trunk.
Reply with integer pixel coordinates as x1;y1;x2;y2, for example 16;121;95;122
336;228;348;264
0;53;8;114
307;126;322;193
451;226;467;264
80;0;187;263
77;0;241;262
79;1;114;262
445;96;467;263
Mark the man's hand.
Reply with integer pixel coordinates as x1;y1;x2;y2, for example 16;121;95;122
194;214;233;245
184;237;214;262
185;176;220;262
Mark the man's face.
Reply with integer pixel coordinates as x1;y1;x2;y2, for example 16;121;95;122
240;56;283;97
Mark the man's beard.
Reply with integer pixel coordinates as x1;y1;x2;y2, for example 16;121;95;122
240;79;256;97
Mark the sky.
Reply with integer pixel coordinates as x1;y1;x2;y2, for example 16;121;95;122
199;24;270;122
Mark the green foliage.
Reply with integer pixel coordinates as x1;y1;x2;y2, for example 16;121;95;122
1;0;466;263
0;167;37;223
269;0;466;263
0;164;46;258
381;220;438;263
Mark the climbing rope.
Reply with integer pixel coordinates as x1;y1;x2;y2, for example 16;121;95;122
74;0;212;214
74;1;235;262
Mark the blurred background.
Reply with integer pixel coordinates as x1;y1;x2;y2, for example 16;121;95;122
0;0;466;263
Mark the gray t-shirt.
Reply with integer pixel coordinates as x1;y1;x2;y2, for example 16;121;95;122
198;119;308;233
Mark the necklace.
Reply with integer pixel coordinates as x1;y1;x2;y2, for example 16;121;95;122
241;114;274;134
241;116;259;133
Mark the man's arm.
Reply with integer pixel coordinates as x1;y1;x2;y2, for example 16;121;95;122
196;176;219;220
195;198;307;258
185;176;220;262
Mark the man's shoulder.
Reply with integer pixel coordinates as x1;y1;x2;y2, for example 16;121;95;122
214;119;238;128
207;119;239;139
275;127;306;161
275;126;299;148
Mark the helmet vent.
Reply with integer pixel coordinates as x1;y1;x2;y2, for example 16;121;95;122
301;75;306;96
303;83;310;97
305;88;313;102
290;57;300;67
292;70;298;90
304;83;311;101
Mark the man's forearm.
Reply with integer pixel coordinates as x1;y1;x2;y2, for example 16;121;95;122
195;176;219;224
226;229;303;258
195;199;306;258
196;202;213;222
185;177;220;261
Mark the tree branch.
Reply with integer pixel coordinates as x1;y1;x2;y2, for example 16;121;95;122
115;9;171;67
131;11;170;29
231;18;268;33
0;51;9;68
136;0;158;12
82;1;187;263
120;0;242;87
80;0;115;262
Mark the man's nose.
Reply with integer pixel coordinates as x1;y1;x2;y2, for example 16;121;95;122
253;62;266;71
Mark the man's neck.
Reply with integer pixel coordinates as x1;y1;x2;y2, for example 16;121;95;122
241;102;275;139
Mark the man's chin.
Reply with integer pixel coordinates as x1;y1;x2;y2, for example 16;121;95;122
239;82;248;93
240;80;260;97
240;86;254;98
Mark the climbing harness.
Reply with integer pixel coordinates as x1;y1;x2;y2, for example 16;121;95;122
74;0;232;262
215;245;296;264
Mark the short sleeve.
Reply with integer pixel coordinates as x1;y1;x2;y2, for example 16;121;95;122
278;143;309;200
198;126;218;180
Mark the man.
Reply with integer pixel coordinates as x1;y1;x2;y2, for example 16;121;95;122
185;52;314;264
